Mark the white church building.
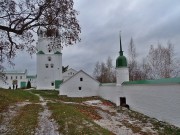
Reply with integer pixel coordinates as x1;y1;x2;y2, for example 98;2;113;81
0;32;180;127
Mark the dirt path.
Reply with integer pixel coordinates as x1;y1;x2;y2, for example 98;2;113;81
35;94;60;135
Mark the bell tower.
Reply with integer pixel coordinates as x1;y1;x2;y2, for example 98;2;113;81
116;33;129;85
36;28;62;90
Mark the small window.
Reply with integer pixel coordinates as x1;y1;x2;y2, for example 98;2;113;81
48;56;51;61
11;76;13;80
20;76;22;79
45;64;48;68
78;87;81;90
16;76;17;79
80;78;83;81
51;82;54;86
6;76;8;80
51;64;54;68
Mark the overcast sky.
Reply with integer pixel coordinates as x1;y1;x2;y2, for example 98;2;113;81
7;0;180;75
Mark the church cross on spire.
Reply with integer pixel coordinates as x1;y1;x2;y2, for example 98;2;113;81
119;32;123;56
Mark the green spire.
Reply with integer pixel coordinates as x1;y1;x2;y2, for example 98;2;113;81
116;32;127;68
119;32;123;56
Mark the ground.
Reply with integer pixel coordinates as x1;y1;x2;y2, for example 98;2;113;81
0;89;180;135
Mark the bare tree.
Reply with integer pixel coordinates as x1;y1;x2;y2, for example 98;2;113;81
0;0;81;64
93;57;116;83
146;42;180;79
128;37;138;81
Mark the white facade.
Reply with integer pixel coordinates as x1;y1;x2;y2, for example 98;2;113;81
36;32;62;90
60;70;100;97
62;68;77;81
0;70;35;89
116;67;129;85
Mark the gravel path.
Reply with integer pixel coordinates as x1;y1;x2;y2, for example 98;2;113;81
35;94;60;135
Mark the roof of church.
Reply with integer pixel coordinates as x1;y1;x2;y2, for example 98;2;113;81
116;33;127;68
123;77;180;85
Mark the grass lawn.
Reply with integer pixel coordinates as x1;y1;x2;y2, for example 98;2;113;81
30;90;113;104
0;89;39;112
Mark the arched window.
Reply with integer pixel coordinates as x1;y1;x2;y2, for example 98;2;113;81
48;57;51;61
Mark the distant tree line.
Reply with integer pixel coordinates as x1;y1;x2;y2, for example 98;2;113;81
93;38;180;83
128;38;180;81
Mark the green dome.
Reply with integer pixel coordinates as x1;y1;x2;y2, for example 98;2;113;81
116;33;127;68
116;55;127;67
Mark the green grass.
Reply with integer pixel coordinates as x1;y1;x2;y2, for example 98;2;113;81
30;90;59;100
30;90;112;104
48;102;112;135
0;89;39;112
8;104;43;135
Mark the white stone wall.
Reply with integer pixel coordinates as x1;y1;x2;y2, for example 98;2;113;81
60;71;99;97
116;67;129;85
98;84;123;106
123;84;180;127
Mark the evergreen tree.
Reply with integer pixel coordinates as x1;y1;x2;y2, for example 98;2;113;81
26;81;31;89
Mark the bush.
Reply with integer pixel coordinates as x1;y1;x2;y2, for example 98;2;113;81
26;81;31;89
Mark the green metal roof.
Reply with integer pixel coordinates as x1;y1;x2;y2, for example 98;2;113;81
37;51;45;54
123;77;180;85
54;51;62;54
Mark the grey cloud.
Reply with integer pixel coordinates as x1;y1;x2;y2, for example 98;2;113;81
8;0;180;75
